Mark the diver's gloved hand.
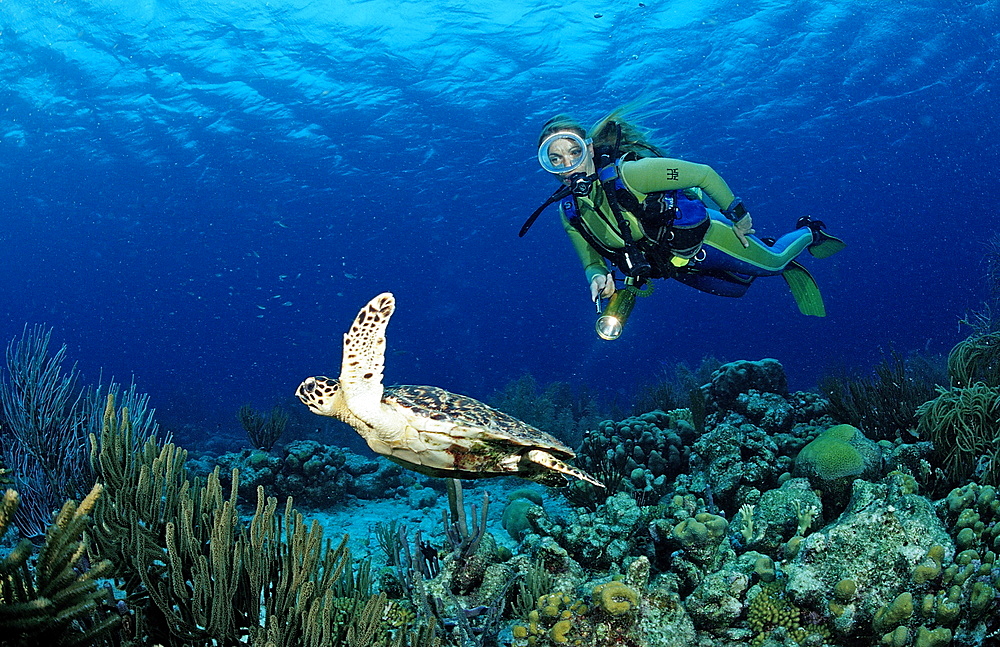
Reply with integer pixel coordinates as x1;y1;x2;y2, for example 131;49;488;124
732;214;755;248
722;198;754;248
590;273;616;301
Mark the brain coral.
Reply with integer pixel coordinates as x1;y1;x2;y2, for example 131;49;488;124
793;424;883;505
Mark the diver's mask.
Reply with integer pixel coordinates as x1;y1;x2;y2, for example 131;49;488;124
538;132;593;175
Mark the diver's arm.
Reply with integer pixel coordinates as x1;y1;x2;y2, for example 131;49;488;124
622;157;753;247
620;157;737;211
563;217;614;298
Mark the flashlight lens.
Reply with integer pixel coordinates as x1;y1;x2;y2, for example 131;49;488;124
596;315;623;341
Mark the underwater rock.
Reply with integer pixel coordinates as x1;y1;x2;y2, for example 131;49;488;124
348;459;418;500
561;492;651;571
733;390;796;435
502;489;546;542
749;478;823;554
784;479;953;628
683;564;749;631
709;358;788;409
689;414;781;511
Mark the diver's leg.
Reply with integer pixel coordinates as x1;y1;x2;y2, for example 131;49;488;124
697;213;813;277
674;270;754;297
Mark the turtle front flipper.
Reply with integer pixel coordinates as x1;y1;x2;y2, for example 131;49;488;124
525;449;605;488
339;292;406;441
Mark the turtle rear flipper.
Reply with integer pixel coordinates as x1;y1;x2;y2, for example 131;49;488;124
525;449;605;488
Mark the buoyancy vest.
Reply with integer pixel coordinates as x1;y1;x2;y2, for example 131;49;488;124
562;154;711;279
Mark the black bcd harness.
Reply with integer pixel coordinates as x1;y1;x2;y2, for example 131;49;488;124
520;122;710;281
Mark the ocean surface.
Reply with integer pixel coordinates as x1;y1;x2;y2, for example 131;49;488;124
1;0;997;446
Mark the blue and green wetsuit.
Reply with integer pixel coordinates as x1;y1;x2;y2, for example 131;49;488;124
561;157;840;314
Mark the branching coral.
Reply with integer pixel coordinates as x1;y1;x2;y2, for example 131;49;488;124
0;325;95;538
0;326;158;539
0;485;120;646
747;580;830;647
89;392;435;647
238;403;289;452
948;330;1000;388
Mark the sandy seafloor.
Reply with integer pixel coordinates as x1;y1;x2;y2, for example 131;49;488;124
307;477;556;570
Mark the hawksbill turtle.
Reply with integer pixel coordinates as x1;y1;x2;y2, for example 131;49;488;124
295;292;603;488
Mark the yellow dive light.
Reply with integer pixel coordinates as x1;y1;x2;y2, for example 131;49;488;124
595;289;634;340
595;281;654;340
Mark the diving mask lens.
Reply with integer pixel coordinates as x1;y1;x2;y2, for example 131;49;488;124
538;132;591;174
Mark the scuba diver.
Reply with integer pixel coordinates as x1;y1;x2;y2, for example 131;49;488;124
519;108;845;340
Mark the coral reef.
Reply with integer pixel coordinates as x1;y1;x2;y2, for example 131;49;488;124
202;439;420;507
572;410;694;507
11;320;1000;647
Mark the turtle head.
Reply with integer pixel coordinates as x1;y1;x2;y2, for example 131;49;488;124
296;376;343;418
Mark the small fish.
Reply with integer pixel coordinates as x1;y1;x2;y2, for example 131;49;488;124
274;220;289;228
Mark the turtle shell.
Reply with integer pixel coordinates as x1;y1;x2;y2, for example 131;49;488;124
382;385;575;459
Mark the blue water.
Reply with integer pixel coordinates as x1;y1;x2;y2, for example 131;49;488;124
1;0;997;444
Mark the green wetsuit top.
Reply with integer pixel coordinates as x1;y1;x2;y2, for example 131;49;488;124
561;157;738;284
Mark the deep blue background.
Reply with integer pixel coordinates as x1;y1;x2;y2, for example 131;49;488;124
1;0;997;445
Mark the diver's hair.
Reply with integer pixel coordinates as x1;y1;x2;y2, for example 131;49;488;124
537;114;587;146
588;103;665;159
538;102;665;160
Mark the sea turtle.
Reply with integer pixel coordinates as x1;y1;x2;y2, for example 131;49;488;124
295;292;603;488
